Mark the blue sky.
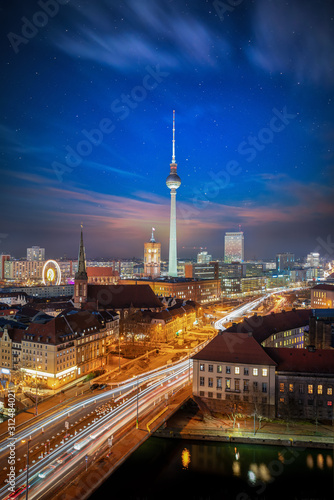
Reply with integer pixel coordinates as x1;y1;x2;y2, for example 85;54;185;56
1;0;333;261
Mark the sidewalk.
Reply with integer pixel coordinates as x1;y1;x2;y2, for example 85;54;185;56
155;401;334;449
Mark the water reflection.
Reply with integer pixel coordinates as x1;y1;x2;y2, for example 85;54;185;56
317;453;324;469
181;447;191;469
307;454;314;469
93;438;334;500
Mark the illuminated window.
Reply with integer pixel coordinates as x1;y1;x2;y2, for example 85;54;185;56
217;365;222;373
289;384;294;392
235;366;240;375
327;387;333;395
200;364;205;371
208;377;213;388
317;385;323;395
308;384;313;394
279;383;285;393
226;378;231;390
253;368;258;376
262;368;268;377
327;401;333;406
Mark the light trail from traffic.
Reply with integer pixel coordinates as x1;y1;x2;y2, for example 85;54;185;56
214;287;308;331
1;362;191;500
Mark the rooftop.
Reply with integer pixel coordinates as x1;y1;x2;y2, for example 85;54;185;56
192;332;276;366
86;284;163;309
224;309;311;344
264;347;334;374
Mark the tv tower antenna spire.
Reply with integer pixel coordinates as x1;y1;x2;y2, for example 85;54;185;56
172;109;176;164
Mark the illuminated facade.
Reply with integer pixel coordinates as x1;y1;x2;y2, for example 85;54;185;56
27;246;45;261
192;332;276;417
4;260;44;281
224;232;244;263
311;284;334;309
144;228;161;278
120;277;220;305
166;111;181;277
86;266;119;285
0;310;119;389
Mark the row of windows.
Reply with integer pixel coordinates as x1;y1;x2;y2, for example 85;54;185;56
279;383;333;395
200;377;268;393
199;363;268;377
313;291;328;298
279;397;333;407
23;343;49;349
199;391;268;403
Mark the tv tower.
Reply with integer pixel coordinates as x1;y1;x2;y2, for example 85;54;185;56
166;110;181;277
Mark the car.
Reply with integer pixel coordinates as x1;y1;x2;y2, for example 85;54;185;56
90;383;99;390
56;451;74;464
38;462;58;478
4;485;28;499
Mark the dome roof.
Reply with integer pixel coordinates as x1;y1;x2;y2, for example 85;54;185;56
166;173;181;189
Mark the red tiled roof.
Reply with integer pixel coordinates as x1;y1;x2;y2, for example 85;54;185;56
86;284;162;309
264;347;334;374
224;309;311;343
86;267;118;277
192;332;276;366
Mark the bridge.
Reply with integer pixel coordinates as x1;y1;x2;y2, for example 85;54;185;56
0;359;193;500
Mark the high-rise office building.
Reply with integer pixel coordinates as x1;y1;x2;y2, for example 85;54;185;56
144;228;161;278
27;246;45;261
166;110;181;277
276;252;295;272
0;254;10;279
197;251;212;264
306;252;320;268
224;232;244;263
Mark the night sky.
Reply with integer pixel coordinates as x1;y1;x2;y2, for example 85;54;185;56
1;0;333;261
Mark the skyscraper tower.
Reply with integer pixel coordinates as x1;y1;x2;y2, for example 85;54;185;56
74;225;88;307
166;110;181;277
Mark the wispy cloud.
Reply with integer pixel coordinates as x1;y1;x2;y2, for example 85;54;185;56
53;0;229;71
248;0;334;85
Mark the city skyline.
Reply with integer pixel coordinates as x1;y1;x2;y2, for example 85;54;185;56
1;0;334;261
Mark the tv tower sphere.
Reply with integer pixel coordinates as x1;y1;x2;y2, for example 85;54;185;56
166;172;181;189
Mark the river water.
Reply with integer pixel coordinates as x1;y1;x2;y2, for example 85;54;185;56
89;437;333;500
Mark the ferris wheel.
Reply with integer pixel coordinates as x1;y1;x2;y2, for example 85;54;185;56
42;260;61;286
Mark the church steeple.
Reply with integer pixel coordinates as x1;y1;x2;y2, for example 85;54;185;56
74;225;88;308
75;225;88;280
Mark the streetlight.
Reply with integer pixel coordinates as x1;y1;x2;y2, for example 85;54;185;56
118;332;121;373
35;365;41;416
136;375;139;429
21;437;31;500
